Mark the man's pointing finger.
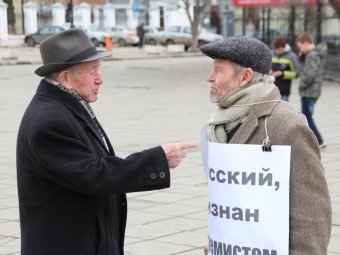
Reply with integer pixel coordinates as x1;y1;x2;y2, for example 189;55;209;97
179;142;199;149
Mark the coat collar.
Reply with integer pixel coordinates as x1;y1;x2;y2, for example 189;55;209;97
36;79;113;155
230;87;281;144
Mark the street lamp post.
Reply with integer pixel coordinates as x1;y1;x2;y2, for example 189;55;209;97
66;0;74;28
288;0;296;50
145;0;149;26
70;0;74;28
316;0;322;44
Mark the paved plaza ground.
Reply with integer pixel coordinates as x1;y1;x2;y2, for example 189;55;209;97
0;55;339;254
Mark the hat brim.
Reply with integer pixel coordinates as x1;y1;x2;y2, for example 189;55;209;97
35;50;112;77
201;50;219;59
201;48;242;68
201;44;237;62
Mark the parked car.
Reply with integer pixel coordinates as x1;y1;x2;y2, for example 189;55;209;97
143;26;163;45
198;27;225;45
103;26;139;47
24;25;66;47
77;24;114;47
158;26;224;50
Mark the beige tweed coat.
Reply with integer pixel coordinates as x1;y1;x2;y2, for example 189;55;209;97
228;87;332;254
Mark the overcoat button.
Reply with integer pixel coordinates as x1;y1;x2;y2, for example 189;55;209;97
150;173;157;180
159;172;166;179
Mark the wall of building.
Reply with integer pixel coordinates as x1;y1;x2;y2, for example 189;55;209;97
7;0;340;39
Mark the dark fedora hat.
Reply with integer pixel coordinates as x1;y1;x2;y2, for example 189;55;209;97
35;28;112;77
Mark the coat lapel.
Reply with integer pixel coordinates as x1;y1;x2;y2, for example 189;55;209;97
84;119;111;155
230;112;259;144
229;88;281;144
92;118;115;155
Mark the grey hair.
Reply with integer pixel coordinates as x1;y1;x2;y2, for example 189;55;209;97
231;62;275;84
45;72;60;82
45;64;81;83
250;71;275;84
231;62;246;74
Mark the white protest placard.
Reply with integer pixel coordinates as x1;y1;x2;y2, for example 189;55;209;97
200;124;209;180
206;142;291;255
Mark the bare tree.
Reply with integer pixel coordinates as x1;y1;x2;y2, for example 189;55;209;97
183;0;211;52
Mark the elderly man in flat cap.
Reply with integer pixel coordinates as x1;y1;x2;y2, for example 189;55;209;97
201;36;331;254
16;28;197;255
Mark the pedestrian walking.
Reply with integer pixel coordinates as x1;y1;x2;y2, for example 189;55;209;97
271;35;299;101
296;32;327;149
16;28;197;255
201;36;331;254
136;23;145;48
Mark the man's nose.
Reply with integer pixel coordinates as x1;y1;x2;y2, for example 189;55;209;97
96;72;104;85
207;72;214;83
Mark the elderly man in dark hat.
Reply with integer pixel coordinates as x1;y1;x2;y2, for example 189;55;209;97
16;28;197;255
201;36;331;254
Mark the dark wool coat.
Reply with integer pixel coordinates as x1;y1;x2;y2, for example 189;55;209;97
16;80;170;255
229;87;331;254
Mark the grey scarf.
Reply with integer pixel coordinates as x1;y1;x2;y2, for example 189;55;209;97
208;81;275;143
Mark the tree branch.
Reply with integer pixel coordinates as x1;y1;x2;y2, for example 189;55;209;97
183;0;193;26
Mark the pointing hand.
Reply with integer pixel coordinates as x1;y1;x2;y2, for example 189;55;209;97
161;142;198;169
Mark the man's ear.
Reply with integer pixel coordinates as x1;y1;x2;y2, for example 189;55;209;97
240;68;253;87
58;70;72;89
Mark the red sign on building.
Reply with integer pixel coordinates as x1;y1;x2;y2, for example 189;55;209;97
232;0;338;6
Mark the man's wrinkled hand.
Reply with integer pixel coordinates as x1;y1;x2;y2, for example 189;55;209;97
161;141;198;169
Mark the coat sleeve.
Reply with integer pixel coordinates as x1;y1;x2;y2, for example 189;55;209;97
30;117;170;195
282;121;332;254
300;53;319;88
283;52;299;80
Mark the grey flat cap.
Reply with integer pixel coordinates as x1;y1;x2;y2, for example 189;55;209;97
200;36;272;74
